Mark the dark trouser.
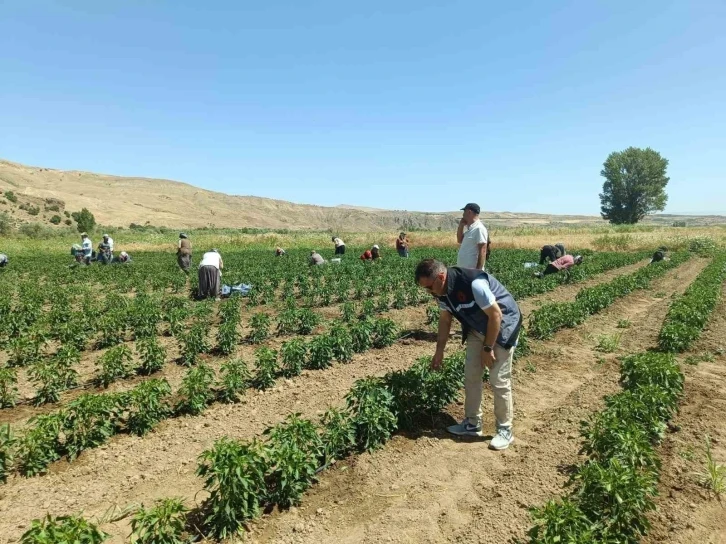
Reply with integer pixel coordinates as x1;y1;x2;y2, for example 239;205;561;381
539;246;558;265
335;245;345;255
198;265;221;299
543;263;559;275
398;248;409;258
178;253;192;272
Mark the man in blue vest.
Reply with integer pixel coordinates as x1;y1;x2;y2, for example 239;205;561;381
415;258;522;450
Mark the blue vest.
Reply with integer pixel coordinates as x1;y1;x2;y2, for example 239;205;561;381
437;267;522;348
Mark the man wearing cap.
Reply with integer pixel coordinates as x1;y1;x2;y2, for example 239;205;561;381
0;253;8;268
457;203;488;270
102;234;114;254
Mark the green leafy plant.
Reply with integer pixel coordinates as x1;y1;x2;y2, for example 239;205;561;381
20;514;108;544
263;414;323;507
216;358;251;403
196;438;267;539
0;366;19;407
216;321;240;355
328;323;354;363
136;336;167;375
372;318;398;348
63;393;126;460
130;497;189;544
280;338;307;377
96;344;134;387
16;413;65;477
128;379;173;436
527;498;597;544
306;335;335;370
341;302;357;323
295;308;320;335
1;424;15;483
346;378;398;451
320;407;356;466
176;364;216;415
180;322;210;366
247;312;271;344
572;458;657;541
29;350;80;405
253;347;278;390
350;318;374;353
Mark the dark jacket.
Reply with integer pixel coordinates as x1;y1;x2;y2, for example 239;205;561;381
437;267;522;348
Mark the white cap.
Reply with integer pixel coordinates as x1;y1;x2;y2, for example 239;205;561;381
103;234;109;237
373;244;379;249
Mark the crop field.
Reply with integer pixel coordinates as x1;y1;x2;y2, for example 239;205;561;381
1;242;725;543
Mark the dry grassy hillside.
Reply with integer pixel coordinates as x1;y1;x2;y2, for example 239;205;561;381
1;159;722;231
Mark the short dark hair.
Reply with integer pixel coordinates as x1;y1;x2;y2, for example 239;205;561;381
415;259;446;283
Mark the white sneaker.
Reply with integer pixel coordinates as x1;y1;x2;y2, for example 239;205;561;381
489;426;514;450
446;418;483;437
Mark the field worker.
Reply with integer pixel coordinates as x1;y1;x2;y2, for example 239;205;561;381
396;232;409;258
198;249;223;299
102;234;114;253
309;250;326;266
97;240;112;264
360;249;373;261
457;203;489;270
275;247;286;257
415;258;521;450
80;233;93;265
538;243;566;265
177;233;192;273
535;254;584;277
0;253;7;268
650;246;668;264
371;244;381;260
117;251;132;264
332;236;346;255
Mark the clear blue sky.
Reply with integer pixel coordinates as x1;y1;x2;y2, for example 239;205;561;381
1;1;724;215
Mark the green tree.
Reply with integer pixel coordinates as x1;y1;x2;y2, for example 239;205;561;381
71;208;96;233
599;147;669;224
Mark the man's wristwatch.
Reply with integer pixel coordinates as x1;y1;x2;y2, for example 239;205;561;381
483;345;494;353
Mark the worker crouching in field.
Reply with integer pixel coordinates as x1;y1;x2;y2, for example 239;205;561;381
0;253;7;268
116;251;132;264
538;243;566;265
650;246;668;264
534;254;583;278
416;258;521;450
198;249;223;300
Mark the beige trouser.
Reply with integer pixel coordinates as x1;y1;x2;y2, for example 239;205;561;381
465;330;514;428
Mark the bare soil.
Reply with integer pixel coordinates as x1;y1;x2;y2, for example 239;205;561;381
247;258;710;544
0;258;711;543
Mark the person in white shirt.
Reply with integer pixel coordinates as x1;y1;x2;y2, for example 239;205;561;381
0;253;8;268
81;233;93;265
456;203;489;270
102;234;114;253
198;249;224;299
332;236;346;255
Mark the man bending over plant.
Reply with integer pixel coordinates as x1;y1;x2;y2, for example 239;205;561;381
415;259;522;450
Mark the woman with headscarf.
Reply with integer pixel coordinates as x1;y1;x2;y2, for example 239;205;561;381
177;233;192;272
198;249;223;299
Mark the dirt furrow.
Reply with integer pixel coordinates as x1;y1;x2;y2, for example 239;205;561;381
642;282;726;544
250;258;709;544
0;258;695;543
